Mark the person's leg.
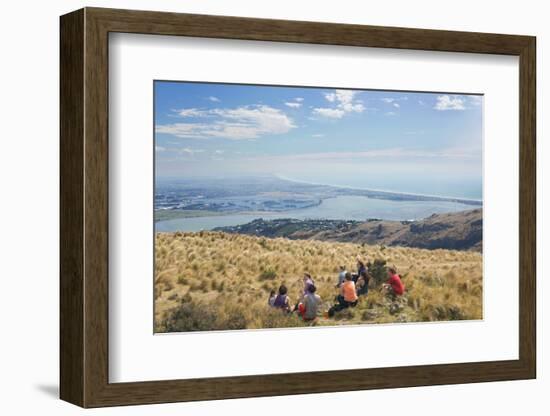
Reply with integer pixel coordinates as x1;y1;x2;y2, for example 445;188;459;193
359;285;368;296
298;303;306;318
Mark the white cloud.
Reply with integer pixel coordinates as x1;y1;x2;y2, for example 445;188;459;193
312;107;345;119
155;146;166;152
381;96;408;104
393;102;400;108
311;133;325;138
176;108;206;117
285;97;304;108
324;93;337;102
156;105;295;140
214;150;225;154
434;95;466;111
341;102;365;112
314;89;364;119
325;90;355;106
179;148;205;155
208;96;220;102
385;111;397;116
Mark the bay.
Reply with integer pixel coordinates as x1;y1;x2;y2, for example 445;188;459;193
155;195;478;232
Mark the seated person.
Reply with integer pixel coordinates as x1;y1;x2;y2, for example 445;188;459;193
352;258;367;283
356;270;370;296
340;272;358;305
267;290;277;307
272;284;292;312
383;267;405;297
297;284;322;321
302;273;315;296
336;265;347;288
328;273;358;317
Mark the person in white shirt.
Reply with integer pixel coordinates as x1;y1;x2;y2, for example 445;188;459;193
300;284;322;321
336;265;347;288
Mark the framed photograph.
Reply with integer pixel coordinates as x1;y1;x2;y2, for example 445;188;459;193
60;7;536;408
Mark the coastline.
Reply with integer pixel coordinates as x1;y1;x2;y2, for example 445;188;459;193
274;174;483;204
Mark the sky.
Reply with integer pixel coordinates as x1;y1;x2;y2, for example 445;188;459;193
154;81;483;199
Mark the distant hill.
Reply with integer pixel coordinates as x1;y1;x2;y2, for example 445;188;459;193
215;209;482;252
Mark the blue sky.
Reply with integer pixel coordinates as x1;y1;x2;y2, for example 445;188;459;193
154;81;483;198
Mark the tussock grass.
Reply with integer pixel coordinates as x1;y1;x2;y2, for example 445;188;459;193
155;231;482;332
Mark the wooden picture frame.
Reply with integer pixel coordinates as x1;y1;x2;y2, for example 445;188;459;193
60;7;536;408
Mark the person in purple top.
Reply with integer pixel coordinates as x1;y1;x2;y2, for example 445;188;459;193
302;273;315;296
272;284;291;312
353;258;367;283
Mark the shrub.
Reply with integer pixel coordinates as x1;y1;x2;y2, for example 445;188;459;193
162;302;218;332
367;259;388;286
258;268;277;281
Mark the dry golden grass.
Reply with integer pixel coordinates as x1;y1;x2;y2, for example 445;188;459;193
155;231;482;332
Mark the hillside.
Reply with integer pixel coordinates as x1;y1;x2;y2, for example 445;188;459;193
215;208;482;252
155;231;483;332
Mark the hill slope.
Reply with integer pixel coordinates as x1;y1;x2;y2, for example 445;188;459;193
155;231;483;332
216;208;482;252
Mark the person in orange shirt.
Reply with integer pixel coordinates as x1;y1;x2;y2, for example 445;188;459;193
340;272;358;304
329;272;358;317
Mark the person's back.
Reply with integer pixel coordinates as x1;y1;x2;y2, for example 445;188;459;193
303;292;321;320
273;293;288;308
341;280;358;303
388;272;404;296
273;284;290;310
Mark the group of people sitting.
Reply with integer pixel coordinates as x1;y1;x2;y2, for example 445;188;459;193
268;273;322;321
267;259;405;322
